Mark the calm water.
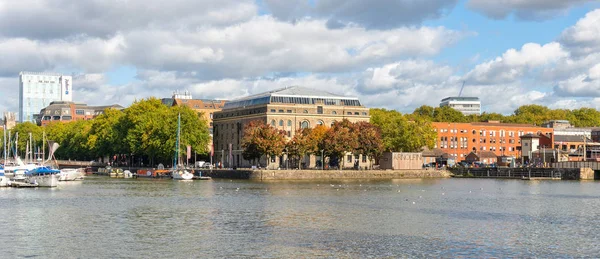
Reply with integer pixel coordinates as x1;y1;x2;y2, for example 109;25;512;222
1;176;600;258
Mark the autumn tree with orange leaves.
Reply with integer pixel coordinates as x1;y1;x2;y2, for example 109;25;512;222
241;120;287;167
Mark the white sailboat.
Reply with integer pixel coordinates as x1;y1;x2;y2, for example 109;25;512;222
171;113;194;180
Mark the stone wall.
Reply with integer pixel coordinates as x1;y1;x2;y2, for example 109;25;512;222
204;169;451;180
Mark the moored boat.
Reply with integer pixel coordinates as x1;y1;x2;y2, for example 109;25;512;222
26;166;60;187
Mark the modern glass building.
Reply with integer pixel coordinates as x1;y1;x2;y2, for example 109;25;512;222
439;97;481;115
19;71;73;122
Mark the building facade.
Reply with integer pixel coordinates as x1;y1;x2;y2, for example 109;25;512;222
432;121;554;162
162;91;227;135
213;86;370;169
19;72;73;122
439;97;481;115
38;101;123;126
2;112;16;130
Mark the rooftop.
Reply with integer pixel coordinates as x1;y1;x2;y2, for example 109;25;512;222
440;96;480;102
223;86;362;109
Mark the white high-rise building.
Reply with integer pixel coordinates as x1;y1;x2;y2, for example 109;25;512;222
439;97;481;116
19;72;73;122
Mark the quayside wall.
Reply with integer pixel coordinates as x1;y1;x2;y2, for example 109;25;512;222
203;169;451;180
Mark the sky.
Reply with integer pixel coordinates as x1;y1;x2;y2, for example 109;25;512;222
1;0;600;116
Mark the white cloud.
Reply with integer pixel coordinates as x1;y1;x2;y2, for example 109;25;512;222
464;42;568;85
467;0;593;20
0;0;257;39
265;0;459;29
559;9;600;57
0;36;125;76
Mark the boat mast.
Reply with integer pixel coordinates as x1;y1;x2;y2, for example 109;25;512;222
2;125;5;165
176;113;181;170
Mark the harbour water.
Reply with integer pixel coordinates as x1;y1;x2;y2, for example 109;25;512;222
1;176;600;258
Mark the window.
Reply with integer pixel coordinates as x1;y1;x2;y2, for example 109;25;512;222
317;120;324;126
303;110;309;113
62;116;72;120
347;155;353;162
270;109;276;113
354;112;359;115
52;116;60;120
332;111;337;115
300;121;309;129
278;109;284;113
287;120;292;127
75;110;84;115
362;155;367;163
271;120;276;126
279;120;283;126
317;106;323;114
287;110;292;113
210;113;213;119
287;131;291;137
347;112;352;115
362;112;367;115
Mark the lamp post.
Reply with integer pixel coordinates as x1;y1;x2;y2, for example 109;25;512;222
321;149;324;170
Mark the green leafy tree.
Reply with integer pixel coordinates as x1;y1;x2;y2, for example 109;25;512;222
370;108;436;152
433;106;466;122
88;108;125;162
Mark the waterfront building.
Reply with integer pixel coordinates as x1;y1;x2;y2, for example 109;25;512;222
162;90;227;135
432;121;554;162
2;112;16;129
19;72;73;123
38;101;123;126
439;97;481;115
212;86;370;169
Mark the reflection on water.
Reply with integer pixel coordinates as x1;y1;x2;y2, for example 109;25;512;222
1;177;600;257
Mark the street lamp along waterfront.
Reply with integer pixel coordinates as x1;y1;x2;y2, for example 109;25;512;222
321;149;324;170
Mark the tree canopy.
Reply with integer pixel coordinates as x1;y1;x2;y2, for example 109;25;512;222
2;98;211;166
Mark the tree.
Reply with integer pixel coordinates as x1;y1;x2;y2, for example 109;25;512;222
88;108;125;162
354;121;384;168
432;106;466;123
286;128;313;169
241;120;287;168
320;119;359;169
370;108;436;152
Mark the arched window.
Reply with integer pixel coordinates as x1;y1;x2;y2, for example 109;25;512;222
279;120;284;126
271;120;276;126
332;111;337;115
303;110;309;113
301;121;309;129
287;120;292;127
317;120;324;126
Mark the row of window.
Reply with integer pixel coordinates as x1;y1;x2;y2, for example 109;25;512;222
268;108;367;116
270;96;362;106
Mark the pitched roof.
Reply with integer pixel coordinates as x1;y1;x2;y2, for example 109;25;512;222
467;151;497;158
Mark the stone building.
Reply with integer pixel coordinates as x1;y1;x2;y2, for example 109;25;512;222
162;90;227;135
212;86;370;169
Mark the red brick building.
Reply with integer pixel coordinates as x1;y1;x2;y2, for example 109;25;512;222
431;121;554;162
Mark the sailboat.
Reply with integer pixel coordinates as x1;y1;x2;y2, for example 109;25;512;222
171;113;194;180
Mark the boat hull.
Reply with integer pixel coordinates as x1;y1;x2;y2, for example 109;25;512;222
28;174;59;187
59;168;85;181
172;170;194;180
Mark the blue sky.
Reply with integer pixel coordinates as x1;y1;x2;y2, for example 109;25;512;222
1;0;600;115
